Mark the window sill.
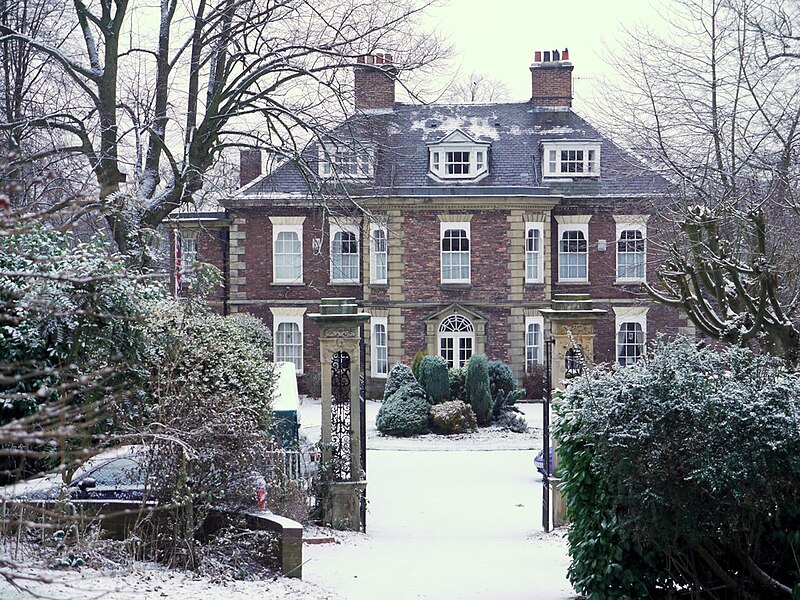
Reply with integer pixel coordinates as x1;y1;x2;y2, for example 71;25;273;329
371;374;388;380
556;280;589;285
614;280;646;286
370;282;389;287
440;283;472;289
329;281;361;286
271;281;305;287
524;281;545;286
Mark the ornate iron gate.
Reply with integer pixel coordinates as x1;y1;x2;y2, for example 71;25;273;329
330;351;352;481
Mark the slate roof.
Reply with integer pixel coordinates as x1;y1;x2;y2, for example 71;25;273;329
233;102;668;203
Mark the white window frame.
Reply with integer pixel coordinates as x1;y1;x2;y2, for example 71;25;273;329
270;308;305;375
429;146;489;181
525;222;545;284
525;316;544;372
542;140;601;178
440;221;471;284
371;317;389;378
438;314;475;369
369;223;388;284
318;143;374;179
613;307;648;367
271;221;303;284
615;221;647;283
557;223;589;282
330;223;360;284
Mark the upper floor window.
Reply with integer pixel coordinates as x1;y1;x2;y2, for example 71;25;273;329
271;219;304;284
330;223;360;283
615;220;647;282
525;223;544;283
440;222;471;283
319;143;373;179
428;130;490;182
558;225;588;282
370;224;388;284
542;140;601;178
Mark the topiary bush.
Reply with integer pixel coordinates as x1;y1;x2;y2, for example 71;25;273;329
488;359;520;417
448;366;467;403
411;350;425;381
465;353;492;426
375;382;430;436
555;337;800;599
383;362;417;402
418;355;450;404
429;400;477;435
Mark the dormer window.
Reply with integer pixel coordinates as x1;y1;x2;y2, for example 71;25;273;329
319;143;374;179
428;130;490;182
542;140;601;178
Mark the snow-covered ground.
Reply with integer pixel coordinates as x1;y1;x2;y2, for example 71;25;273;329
1;401;574;599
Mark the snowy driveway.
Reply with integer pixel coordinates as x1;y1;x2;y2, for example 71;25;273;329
300;402;575;600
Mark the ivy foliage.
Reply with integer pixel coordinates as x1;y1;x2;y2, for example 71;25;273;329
554;338;800;599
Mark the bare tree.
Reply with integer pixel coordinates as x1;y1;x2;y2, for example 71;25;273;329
441;70;511;103
595;0;800;362
0;0;444;259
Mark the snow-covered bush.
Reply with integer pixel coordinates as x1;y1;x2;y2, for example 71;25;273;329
555;338;800;599
488;360;524;417
376;382;430;436
382;362;417;402
429;400;476;435
448;366;467;403
465;354;492;426
417;355;450;404
495;410;527;433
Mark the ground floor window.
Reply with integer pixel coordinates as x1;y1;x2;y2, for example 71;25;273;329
371;317;388;377
617;322;645;365
270;307;305;374
525;316;544;372
438;314;474;368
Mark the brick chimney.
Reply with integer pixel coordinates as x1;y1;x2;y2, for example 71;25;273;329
354;53;398;112
530;48;573;108
239;149;262;188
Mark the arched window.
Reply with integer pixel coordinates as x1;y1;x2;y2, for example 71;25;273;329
438;314;474;368
617;229;645;280
558;229;588;281
617;321;645;366
275;321;303;372
331;229;359;282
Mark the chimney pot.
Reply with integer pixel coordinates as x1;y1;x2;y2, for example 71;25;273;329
357;55;365;64
384;53;393;63
562;48;569;60
534;50;541;62
543;50;551;62
375;54;384;64
366;55;375;64
553;49;560;61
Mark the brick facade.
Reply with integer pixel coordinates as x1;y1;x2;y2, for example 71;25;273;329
172;50;686;399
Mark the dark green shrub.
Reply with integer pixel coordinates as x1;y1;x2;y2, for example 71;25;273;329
429;400;476;434
375;382;430;436
488;359;519;417
555;338;800;599
411;350;425;381
418;355;450;404
448;366;467;402
465;354;492;426
522;364;546;400
496;410;527;433
492;388;525;417
383;362;417;402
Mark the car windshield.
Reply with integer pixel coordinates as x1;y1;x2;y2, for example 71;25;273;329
72;452;146;488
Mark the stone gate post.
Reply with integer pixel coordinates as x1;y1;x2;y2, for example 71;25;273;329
540;294;606;527
309;298;370;530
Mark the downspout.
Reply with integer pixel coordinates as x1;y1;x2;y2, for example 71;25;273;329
221;214;230;316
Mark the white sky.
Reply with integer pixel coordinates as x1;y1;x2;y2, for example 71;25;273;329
422;0;664;110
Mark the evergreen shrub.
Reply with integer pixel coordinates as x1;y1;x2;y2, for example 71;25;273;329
383;362;417;402
448;366;467;403
375;382;430;436
488;360;519;417
411;351;425;381
555;338;800;599
418;355;450;403
465;354;492;426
